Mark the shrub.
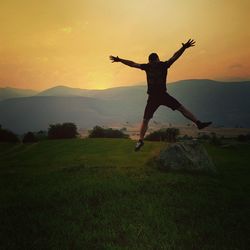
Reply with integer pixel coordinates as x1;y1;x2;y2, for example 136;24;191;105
198;133;211;140
145;128;180;142
36;130;48;140
237;134;250;142
209;133;222;146
22;132;38;143
180;134;193;141
0;127;19;143
48;123;78;139
88;126;129;139
120;127;127;132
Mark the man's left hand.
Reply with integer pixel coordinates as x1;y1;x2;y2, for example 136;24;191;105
182;39;196;49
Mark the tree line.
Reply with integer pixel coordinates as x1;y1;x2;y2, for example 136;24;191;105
0;123;184;143
2;123;249;144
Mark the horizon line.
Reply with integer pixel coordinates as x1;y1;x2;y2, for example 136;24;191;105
1;78;250;92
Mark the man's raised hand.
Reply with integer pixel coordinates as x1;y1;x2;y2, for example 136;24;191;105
109;55;120;63
182;39;196;49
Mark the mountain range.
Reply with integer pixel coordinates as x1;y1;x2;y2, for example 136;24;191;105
0;87;38;101
0;79;250;134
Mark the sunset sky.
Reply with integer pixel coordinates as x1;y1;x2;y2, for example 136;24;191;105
0;0;249;90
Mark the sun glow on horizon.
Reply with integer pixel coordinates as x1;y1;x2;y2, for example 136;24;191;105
0;0;250;90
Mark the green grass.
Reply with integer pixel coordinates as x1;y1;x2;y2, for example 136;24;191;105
0;139;249;250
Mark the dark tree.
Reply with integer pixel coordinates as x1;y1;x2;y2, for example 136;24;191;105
89;126;129;139
36;130;48;140
209;133;222;146
145;128;180;142
0;127;19;143
22;132;38;143
238;134;250;142
48;123;78;139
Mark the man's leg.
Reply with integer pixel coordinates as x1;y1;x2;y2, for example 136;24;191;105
177;105;198;123
135;96;159;151
139;118;150;140
135;119;150;151
177;105;212;129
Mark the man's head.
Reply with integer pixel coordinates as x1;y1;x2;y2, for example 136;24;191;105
148;53;160;63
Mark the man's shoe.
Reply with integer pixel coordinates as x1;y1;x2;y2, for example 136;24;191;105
135;140;144;151
196;120;212;130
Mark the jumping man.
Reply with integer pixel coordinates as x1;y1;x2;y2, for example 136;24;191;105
110;39;212;151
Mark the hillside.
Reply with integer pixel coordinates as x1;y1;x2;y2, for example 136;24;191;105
36;85;100;97
0;96;117;133
0;87;38;101
0;79;250;133
0;139;249;249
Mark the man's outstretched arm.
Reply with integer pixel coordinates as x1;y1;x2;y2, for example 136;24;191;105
109;56;142;69
166;39;195;67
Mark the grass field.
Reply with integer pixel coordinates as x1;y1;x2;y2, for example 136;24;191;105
0;138;249;250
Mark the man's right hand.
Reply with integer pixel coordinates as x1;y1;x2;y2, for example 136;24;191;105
109;55;120;63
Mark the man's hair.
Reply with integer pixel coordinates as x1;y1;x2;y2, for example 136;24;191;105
148;53;159;62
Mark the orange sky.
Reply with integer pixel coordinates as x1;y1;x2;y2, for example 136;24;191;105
0;0;250;90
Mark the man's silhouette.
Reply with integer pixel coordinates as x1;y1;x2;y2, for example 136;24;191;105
110;39;212;151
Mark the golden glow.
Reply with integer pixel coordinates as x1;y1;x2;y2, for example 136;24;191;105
0;0;250;90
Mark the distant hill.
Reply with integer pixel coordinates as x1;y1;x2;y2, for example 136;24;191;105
0;87;38;101
36;84;145;100
37;85;98;97
166;79;250;127
0;96;116;133
0;79;250;133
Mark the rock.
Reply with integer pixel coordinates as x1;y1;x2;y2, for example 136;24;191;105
157;140;216;174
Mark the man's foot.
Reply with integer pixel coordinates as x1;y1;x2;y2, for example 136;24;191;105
135;139;144;151
196;120;212;130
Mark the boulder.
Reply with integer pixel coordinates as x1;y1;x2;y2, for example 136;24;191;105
157;140;216;174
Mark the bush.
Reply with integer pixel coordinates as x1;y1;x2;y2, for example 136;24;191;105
0;127;19;143
22;132;38;143
88;126;129;139
179;134;193;141
198;133;211;140
145;128;180;142
36;130;48;140
237;134;250;142
48;123;78;139
120;127;127;132
209;133;222;146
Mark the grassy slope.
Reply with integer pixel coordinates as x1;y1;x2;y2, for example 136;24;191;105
0;139;249;250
